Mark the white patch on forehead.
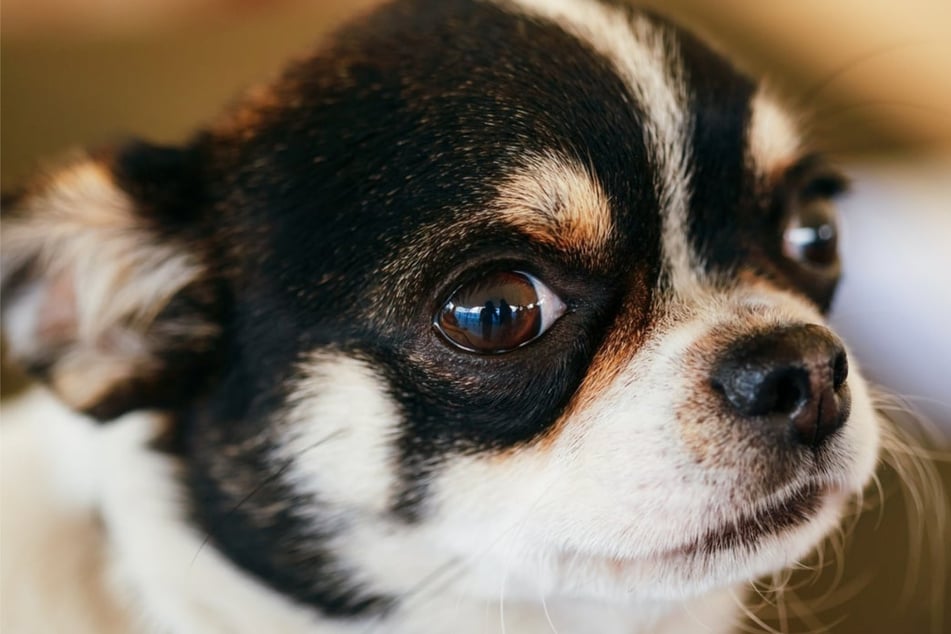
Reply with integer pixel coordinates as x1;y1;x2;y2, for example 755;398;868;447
500;0;696;288
277;353;399;513
748;90;801;176
496;150;613;256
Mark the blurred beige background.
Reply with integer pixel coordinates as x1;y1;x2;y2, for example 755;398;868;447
3;0;951;186
2;1;950;633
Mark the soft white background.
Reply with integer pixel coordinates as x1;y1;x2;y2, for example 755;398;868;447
833;161;951;440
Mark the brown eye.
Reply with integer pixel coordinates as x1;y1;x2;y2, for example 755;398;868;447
783;198;839;268
434;271;566;354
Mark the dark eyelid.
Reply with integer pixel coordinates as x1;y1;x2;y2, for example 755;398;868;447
785;153;850;200
801;172;849;200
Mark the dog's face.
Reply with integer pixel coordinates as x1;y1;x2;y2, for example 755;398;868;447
1;0;879;628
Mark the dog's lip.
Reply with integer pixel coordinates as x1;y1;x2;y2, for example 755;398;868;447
559;481;843;572
667;481;833;559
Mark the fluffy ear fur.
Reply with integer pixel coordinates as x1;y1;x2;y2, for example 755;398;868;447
1;142;224;420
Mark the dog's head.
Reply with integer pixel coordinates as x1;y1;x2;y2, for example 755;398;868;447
1;0;879;627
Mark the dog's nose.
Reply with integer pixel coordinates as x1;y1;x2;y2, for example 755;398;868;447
711;325;851;448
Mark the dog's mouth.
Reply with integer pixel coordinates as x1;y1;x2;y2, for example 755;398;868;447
561;482;837;574
671;482;831;559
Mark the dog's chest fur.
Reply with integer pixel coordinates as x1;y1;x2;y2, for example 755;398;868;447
1;1;880;633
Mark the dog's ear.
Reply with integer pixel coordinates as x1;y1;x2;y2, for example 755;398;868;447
1;142;224;421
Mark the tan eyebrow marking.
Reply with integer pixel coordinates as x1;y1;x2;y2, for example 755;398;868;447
494;151;613;259
502;0;694;286
747;89;801;178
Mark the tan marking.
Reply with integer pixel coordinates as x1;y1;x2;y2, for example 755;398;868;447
495;152;613;260
675;327;803;496
747;89;801;178
675;318;750;467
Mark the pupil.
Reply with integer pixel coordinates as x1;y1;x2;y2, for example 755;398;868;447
475;299;533;346
437;272;543;352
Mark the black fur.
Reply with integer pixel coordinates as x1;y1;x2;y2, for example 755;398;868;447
676;28;758;281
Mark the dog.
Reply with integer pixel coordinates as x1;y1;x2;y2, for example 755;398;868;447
0;0;881;632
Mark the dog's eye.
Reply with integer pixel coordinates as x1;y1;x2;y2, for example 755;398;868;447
434;271;566;353
783;198;838;268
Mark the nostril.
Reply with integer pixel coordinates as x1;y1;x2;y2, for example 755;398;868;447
713;366;809;419
832;350;848;390
771;368;809;416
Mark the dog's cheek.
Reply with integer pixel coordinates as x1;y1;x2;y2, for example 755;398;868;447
325;448;563;600
276;353;403;515
532;349;722;554
471;286;882;563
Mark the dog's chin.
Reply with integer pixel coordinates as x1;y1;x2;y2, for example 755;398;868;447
548;485;850;603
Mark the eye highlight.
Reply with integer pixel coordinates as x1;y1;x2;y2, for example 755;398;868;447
434;271;566;354
782;198;839;268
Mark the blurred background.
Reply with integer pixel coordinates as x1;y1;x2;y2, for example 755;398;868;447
2;0;949;632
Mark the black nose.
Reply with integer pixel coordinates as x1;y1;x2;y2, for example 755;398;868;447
711;324;851;448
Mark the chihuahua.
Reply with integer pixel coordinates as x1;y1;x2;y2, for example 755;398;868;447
0;0;880;632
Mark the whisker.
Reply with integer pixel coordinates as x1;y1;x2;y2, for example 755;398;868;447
771;572;789;634
811;137;942;157
795;38;938;106
539;588;562;634
808;568;875;611
749;578;778;609
731;586;785;634
880;393;951;414
776;584;835;634
807;100;951;124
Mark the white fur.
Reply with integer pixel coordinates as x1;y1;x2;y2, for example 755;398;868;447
280;354;400;513
1;390;132;634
